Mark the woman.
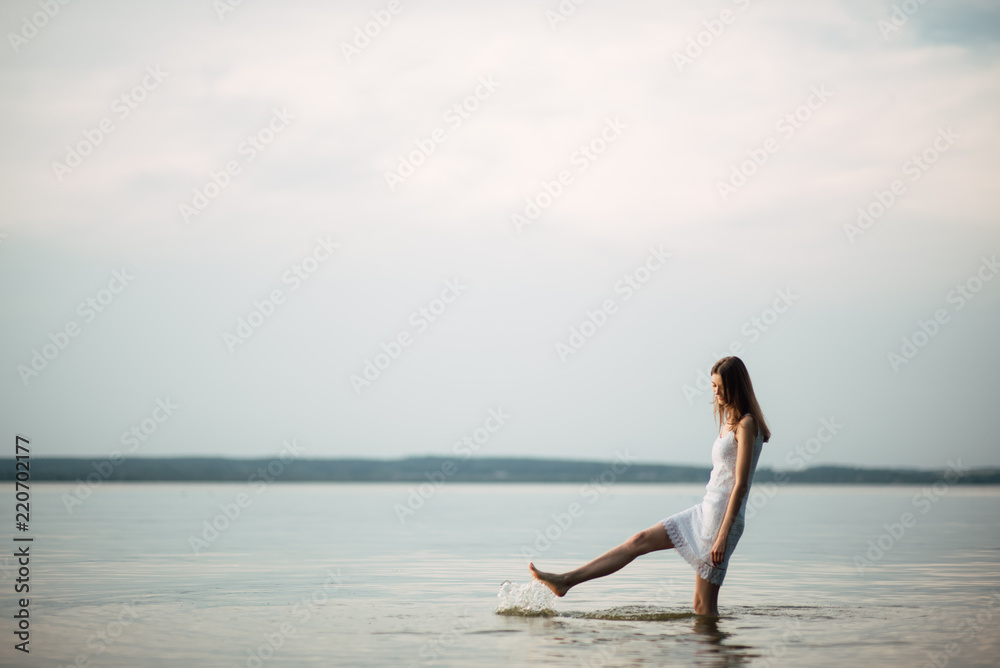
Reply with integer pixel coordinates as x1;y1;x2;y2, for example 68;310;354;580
529;356;770;616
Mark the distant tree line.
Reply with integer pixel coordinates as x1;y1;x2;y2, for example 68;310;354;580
3;457;999;484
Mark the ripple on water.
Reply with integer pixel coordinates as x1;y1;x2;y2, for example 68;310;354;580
567;605;698;621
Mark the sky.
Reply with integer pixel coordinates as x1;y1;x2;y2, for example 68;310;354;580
1;0;998;470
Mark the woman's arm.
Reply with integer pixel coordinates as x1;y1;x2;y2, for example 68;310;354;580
710;415;755;567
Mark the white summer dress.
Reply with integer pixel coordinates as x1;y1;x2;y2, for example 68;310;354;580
660;425;764;585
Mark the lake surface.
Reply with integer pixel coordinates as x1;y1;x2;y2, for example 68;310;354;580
1;482;998;667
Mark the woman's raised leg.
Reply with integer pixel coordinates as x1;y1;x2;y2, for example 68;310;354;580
529;523;674;596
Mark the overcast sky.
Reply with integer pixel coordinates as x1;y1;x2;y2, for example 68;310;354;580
1;0;998;470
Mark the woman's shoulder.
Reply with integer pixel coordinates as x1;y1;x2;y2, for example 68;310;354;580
736;414;759;440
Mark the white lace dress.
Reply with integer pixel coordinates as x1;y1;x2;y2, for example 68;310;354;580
660;426;764;585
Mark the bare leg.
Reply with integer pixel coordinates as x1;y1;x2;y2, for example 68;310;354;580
529;523;674;596
693;573;720;616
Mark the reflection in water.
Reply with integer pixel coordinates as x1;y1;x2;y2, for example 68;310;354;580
692;615;754;667
508;605;762;667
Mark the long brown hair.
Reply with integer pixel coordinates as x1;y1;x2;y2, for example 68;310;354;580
711;356;770;442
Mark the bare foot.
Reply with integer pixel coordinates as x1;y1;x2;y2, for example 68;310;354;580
529;562;571;597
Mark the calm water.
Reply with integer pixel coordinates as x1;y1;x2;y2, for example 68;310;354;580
1;482;998;667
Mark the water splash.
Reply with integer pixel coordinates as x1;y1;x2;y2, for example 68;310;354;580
495;580;556;616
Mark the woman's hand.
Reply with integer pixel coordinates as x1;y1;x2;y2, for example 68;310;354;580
710;532;728;567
